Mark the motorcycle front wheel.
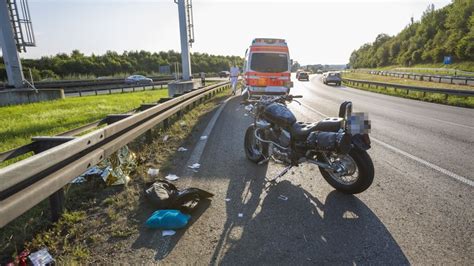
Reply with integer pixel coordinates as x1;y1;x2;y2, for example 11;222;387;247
318;148;374;194
244;125;268;163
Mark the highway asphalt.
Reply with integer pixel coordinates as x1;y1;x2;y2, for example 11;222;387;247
125;75;473;264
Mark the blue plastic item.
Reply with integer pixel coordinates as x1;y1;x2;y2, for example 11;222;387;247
145;209;191;229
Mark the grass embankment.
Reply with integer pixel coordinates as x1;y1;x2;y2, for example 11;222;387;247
342;72;474;108
0;89;168;166
0;87;230;264
370;62;474;76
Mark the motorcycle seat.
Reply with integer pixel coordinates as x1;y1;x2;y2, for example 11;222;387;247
291;117;344;140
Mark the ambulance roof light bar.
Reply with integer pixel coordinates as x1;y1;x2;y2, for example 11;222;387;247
252;38;286;46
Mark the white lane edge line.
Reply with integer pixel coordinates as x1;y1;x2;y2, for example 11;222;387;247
300;102;473;187
184;94;233;176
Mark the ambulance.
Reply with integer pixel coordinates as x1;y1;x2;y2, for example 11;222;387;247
243;38;293;98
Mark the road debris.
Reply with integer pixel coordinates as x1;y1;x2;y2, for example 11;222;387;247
145;180;214;214
200;135;208;140
162;230;176;236
278;195;288;201
28;248;54;266
147;168;160;177
177;147;188;152
145;210;191;229
188;163;201;169
165;174;179;181
225;198;231;202
238;213;243;218
163;135;169;142
180;121;186;127
72;145;136;186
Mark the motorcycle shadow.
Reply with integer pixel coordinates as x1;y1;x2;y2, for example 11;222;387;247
216;180;409;265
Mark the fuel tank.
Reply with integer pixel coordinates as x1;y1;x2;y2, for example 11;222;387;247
263;103;296;127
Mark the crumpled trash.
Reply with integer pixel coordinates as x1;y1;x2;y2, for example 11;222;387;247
177;147;188;152
28;248;54;266
238;213;243;218
179;121;186;127
200;136;208;140
162;230;176;236
73;145;136;186
163;135;169;142
147;168;160;177
188;163;200;169
144;180;214;213
145;210;191;229
165;174;179;181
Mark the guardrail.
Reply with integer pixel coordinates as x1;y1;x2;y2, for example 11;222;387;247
352;69;474;86
62;80;171;97
0;81;231;228
342;78;474;100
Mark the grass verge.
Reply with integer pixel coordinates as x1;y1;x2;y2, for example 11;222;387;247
342;80;474;108
0;88;168;167
0;87;230;264
368;62;474;76
343;72;474;90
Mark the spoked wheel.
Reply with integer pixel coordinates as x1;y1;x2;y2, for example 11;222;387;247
244;125;268;164
318;149;374;194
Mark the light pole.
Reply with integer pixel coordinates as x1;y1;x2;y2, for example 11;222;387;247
175;0;194;81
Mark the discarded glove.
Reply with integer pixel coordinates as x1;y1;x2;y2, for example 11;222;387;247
145;209;191;229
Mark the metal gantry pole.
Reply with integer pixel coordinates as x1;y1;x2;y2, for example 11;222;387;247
176;0;191;81
0;1;24;88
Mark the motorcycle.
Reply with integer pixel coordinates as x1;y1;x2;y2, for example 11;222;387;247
242;94;374;194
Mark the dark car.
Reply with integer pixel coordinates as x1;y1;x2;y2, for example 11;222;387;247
322;72;342;86
218;71;230;78
125;75;153;85
298;71;309;81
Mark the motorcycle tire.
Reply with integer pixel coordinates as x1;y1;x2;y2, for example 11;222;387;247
244;125;268;164
318;148;374;194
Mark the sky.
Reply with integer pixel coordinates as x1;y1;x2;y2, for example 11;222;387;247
21;0;452;65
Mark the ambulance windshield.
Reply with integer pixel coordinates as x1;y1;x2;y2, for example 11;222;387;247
250;53;288;73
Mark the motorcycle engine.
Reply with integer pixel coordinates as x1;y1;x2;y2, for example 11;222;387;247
269;128;291;163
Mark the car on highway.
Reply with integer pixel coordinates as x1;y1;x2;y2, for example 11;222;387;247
124;75;153;85
297;71;309;81
218;71;230;78
322;71;341;86
242;38;293;98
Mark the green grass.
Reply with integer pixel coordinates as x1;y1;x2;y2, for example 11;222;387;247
0;89;168;161
342;80;474;108
367;62;474;76
343;72;474;91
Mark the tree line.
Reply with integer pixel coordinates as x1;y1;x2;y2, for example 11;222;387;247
0;50;243;81
349;0;474;68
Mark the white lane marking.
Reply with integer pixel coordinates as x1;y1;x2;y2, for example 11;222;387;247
299;102;474;187
370;138;474;187
184;94;234;176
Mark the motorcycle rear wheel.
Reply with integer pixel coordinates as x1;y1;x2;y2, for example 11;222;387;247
318;149;374;194
244;125;268;163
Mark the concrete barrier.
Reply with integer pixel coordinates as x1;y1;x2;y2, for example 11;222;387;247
168;79;201;97
0;89;65;107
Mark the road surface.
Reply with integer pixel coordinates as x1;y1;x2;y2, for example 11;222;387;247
121;74;473;264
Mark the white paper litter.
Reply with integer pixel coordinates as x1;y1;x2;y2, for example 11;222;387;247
278;195;288;201
225;198;231;202
165;174;179;181
188;163;201;169
162;230;176;236
177;147;188;152
244;113;249;117
200;136;208;140
238;213;243;218
28;248;54;266
147;168;160;177
180;121;186;126
163;135;169;142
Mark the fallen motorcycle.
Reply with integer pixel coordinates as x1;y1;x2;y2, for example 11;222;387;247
242;95;374;194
